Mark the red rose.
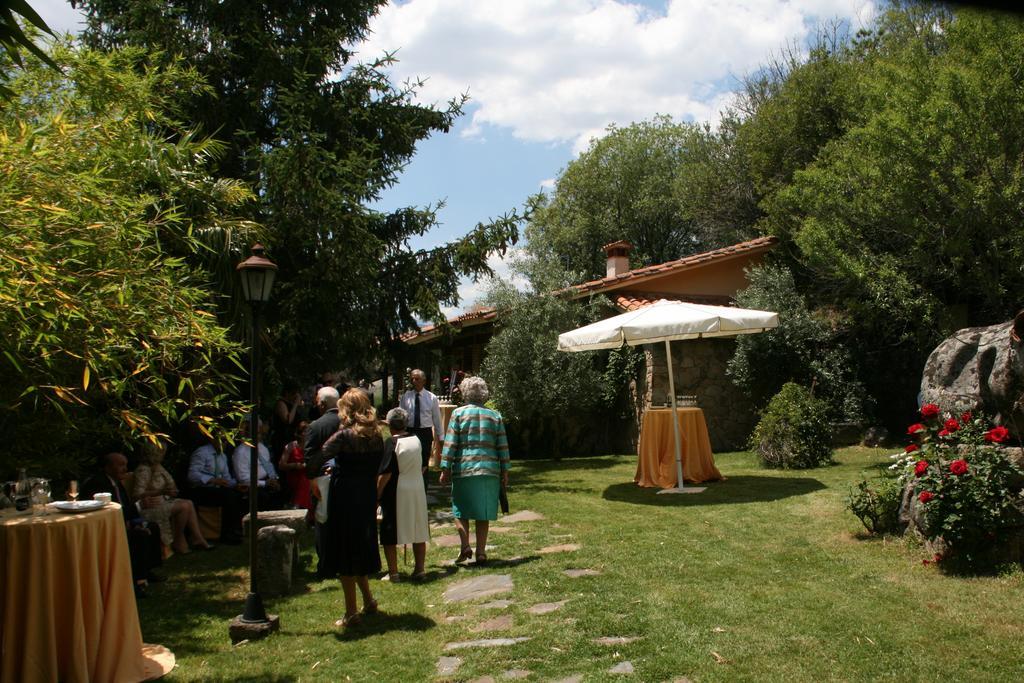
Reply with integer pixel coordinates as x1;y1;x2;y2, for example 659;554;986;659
937;429;949;437
920;403;940;418
949;459;968;476
907;423;926;435
943;418;960;432
905;443;920;453
918;491;934;503
960;412;972;423
984;426;1010;443
914;460;929;476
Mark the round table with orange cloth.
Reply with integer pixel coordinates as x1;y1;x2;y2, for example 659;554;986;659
635;407;724;488
0;503;171;682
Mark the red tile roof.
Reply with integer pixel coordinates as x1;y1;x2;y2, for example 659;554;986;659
401;236;776;344
561;236;778;297
400;306;496;343
613;292;733;311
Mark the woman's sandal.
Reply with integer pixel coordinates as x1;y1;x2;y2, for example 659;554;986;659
411;570;427;582
455;547;473;564
475;553;488;566
362;599;380;616
335;613;361;628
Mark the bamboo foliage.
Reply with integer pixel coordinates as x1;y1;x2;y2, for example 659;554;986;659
0;46;257;472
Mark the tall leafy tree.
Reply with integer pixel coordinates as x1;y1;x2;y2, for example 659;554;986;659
73;0;520;378
735;26;866;205
762;5;1024;422
673;113;761;249
480;281;641;457
524;116;703;284
0;45;254;473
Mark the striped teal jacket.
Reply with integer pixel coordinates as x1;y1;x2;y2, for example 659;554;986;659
440;404;510;477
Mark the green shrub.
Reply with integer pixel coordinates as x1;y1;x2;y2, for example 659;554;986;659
729;264;871;423
847;478;903;534
749;382;833;468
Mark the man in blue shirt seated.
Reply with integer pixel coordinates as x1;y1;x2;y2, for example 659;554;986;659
187;436;244;544
231;418;284;511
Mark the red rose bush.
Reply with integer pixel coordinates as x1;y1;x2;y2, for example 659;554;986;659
893;404;1024;567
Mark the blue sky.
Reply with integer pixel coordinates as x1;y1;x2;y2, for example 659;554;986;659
36;0;877;315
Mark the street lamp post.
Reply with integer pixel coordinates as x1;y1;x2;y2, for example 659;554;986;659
230;244;279;642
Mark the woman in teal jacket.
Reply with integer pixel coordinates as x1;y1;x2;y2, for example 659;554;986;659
439;376;510;565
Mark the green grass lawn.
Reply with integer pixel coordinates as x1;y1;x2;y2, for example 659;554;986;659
141;448;1024;682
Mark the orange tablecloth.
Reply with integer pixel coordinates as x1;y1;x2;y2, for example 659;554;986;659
0;504;149;683
434;403;457;466
635;407;723;488
440;403;456;435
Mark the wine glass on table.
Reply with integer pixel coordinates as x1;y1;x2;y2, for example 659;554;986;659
66;480;78;503
32;478;51;515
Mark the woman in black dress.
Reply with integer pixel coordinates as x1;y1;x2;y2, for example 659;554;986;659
320;388;385;627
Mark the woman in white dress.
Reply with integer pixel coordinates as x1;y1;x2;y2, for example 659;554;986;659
133;440;213;554
377;408;430;580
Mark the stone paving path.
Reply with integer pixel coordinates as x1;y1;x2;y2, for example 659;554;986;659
594;636;641;646
496;509;545;523
501;669;531;679
610;661;635;675
443;637;531;651
426;508;653;680
443;574;514;603
471;614;514;632
563;568;601;578
526;600;567;615
537;543;581;555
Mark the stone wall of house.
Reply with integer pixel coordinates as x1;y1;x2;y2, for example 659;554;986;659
639;339;757;452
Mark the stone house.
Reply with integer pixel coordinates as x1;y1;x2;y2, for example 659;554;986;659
398;236;778;451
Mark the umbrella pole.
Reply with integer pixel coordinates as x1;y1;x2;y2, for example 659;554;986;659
666;340;685;488
658;339;706;495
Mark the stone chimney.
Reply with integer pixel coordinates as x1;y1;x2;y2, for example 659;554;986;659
602;240;633;278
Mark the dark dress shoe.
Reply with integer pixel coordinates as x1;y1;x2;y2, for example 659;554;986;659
197;543;216;551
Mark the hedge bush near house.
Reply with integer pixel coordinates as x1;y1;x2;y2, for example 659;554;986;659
749;382;833;469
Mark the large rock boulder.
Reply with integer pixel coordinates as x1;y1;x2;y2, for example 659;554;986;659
920;311;1024;436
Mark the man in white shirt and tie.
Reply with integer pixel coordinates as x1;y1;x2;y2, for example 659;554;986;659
399;368;443;472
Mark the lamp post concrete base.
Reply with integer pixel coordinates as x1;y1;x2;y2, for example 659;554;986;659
229;614;280;644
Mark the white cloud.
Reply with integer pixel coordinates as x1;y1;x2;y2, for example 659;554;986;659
359;0;875;151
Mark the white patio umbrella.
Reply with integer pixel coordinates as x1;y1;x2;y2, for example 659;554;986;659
557;299;779;494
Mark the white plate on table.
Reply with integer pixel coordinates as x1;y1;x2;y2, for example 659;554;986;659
50;500;105;513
